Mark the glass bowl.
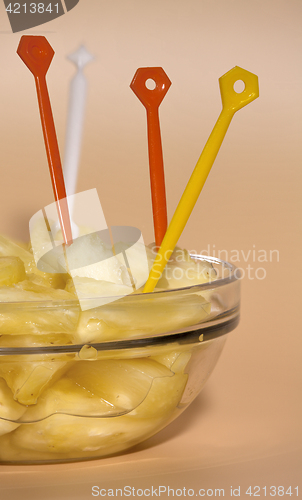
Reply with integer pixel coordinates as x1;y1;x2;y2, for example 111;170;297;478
0;256;240;464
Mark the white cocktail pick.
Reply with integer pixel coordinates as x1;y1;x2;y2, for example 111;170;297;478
53;45;94;239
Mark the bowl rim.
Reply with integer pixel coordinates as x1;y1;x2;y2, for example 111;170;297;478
0;316;239;355
0;255;240;355
0;255;240;307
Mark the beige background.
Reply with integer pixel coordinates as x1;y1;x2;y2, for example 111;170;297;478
0;0;301;498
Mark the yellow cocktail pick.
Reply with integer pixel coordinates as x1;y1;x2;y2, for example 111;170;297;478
144;66;259;293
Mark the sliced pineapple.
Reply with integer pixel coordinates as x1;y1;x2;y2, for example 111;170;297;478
150;351;180;369
9;357;187;455
26;272;68;290
76;292;211;342
0;284;79;336
0;234;38;274
22;358;174;420
73;312;120;344
0;333;74;348
129;372;187;419
0;354;75;405
14;280;73;298
9;413;163;457
0;234;68;289
158;255;217;289
25;272;55;288
170;351;192;373
147;244;217;290
151;350;192;374
0;256;26;286
0;378;27;436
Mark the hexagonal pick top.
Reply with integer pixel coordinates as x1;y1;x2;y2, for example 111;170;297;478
130;68;171;247
219;66;259;113
17;36;72;246
130;67;171;110
17;35;54;77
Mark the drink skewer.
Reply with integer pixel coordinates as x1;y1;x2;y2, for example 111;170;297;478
130;67;171;248
144;66;259;293
63;46;93;228
52;45;94;238
17;35;73;246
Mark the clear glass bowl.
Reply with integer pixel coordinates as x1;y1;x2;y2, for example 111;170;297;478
0;256;240;464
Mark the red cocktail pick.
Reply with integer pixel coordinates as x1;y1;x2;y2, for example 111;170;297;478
17;36;73;246
130;68;171;248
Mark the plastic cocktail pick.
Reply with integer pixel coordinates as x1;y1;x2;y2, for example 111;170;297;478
130;67;171;248
52;45;94;239
144;66;259;293
63;46;93;214
17;36;73;246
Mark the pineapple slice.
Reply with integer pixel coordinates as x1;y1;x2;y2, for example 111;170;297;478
130;372;187;418
24;273;54;288
170;352;192;373
68;358;176;412
76;292;211;342
14;280;72;298
0;235;67;288
10;357;187;455
146;244;217;290
0;234;39;274
25;272;68;290
151;350;192;373
73;312;120;344
22;358;174;420
66;276;135;343
30;272;68;290
0;284;79;336
0;354;75;405
0;234;68;289
0;333;74;348
0;378;26;436
158;251;217;289
9;413;163;457
0;257;26;286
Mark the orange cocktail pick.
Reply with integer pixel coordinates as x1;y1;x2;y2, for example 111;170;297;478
130;68;171;248
17;36;73;246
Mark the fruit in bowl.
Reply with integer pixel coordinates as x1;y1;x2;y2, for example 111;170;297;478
0;234;240;464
